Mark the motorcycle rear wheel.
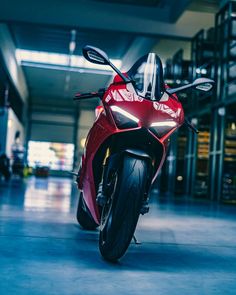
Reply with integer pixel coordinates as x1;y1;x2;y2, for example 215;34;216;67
76;192;98;230
99;155;148;262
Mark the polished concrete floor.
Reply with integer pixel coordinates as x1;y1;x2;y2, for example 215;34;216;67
0;177;236;295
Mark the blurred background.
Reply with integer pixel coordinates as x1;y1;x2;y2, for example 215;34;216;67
1;0;235;203
1;1;236;294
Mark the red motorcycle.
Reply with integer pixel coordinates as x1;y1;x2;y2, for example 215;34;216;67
74;46;214;261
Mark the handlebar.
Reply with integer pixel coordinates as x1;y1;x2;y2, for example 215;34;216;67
74;88;106;101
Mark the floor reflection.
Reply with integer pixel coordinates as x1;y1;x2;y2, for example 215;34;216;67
0;176;75;213
1;176;236;295
23;177;73;212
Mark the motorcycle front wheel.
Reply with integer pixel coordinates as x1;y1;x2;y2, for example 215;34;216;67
99;155;148;262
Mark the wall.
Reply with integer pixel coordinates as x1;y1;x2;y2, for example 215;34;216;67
0;24;28;103
152;39;192;63
0;108;8;154
30;112;75;143
77;110;95;156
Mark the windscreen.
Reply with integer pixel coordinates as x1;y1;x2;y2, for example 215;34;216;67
127;53;165;101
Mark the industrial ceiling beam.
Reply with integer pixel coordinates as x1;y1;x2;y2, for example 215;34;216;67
0;0;214;39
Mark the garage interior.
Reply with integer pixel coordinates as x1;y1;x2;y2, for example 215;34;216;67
0;0;236;294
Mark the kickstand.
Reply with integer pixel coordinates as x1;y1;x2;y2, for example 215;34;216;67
133;235;141;245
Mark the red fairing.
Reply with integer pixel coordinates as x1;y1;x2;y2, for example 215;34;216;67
79;74;184;224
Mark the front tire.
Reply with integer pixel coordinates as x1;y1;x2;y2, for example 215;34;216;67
76;192;98;230
99;155;148;262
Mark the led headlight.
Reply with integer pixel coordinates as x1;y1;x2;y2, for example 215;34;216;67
149;121;177;138
110;106;139;129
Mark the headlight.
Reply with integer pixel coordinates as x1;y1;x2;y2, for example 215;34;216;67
149;121;177;138
110;106;139;129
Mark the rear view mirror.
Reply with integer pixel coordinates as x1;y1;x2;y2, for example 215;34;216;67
166;77;215;95
82;45;131;83
83;45;110;65
192;78;214;92
195;83;213;91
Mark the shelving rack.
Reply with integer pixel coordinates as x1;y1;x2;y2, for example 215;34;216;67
215;1;236;104
161;1;236;201
174;129;187;195
162;49;191;195
209;1;236;201
222;105;236;201
191;28;215;111
194;117;211;197
173;49;192;111
165;49;191;88
184;28;215;198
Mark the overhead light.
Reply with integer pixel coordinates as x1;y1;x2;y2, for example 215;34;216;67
69;29;77;53
196;68;201;74
69;41;76;53
20;61;113;75
8;119;13;128
196;68;207;75
16;49;122;72
231;122;236;130
218;107;225;116
177;176;183;181
16;49;68;66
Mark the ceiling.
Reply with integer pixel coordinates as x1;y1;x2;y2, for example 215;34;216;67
23;66;111;110
1;0;201;38
9;22;133;115
188;0;220;13
2;0;219;132
10;23;134;59
93;0;163;6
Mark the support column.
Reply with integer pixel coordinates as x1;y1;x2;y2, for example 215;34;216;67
165;133;178;195
209;107;225;200
0;85;9;154
184;127;197;196
73;107;79;171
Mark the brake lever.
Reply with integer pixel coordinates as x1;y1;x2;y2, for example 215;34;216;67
184;119;199;134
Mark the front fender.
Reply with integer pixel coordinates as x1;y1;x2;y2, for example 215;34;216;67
124;148;152;160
